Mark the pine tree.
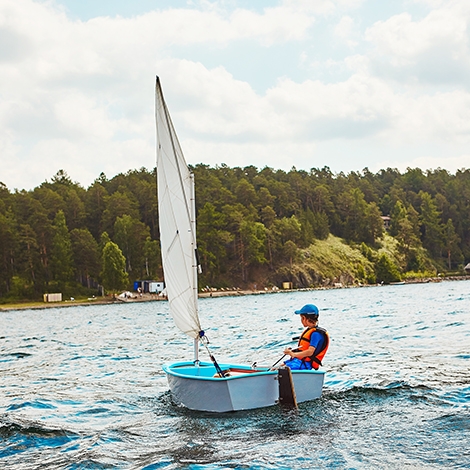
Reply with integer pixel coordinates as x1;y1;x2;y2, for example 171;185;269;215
419;191;444;258
70;228;101;288
444;219;462;270
0;211;17;295
49;210;74;288
375;254;401;284
101;241;129;295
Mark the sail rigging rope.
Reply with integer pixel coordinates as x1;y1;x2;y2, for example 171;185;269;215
199;331;225;378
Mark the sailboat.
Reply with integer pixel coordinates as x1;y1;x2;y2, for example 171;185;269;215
155;76;325;412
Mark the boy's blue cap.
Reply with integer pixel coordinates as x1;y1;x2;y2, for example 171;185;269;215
294;304;319;315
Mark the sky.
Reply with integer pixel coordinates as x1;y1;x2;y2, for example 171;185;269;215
2;0;470;190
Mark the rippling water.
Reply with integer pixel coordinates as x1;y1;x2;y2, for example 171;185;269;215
1;280;469;469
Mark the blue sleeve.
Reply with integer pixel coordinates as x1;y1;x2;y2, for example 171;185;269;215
309;331;324;351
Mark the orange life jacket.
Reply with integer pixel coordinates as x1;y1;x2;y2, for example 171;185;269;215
296;326;329;370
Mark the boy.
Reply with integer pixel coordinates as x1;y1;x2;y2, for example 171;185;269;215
283;304;329;370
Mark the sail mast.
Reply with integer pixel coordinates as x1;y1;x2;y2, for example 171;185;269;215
190;172;200;363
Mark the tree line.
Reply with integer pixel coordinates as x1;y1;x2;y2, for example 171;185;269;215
0;165;469;301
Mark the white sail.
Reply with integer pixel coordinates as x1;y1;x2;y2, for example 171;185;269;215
155;77;202;339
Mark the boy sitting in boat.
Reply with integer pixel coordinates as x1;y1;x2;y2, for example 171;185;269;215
283;304;329;370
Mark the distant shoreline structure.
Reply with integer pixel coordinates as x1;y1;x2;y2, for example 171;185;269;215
1;276;468;312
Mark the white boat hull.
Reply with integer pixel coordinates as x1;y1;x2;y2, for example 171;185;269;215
163;361;325;412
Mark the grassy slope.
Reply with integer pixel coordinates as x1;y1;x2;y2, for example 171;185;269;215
282;233;435;287
295;234;375;285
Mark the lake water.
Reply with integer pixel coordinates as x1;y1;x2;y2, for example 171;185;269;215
1;280;469;469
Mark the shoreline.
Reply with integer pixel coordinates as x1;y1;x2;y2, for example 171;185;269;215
1;276;468;312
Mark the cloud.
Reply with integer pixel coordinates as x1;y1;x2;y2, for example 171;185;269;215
1;0;470;191
282;0;365;15
378;153;470;175
0;0;324;189
0;27;34;62
334;15;358;47
365;5;470;86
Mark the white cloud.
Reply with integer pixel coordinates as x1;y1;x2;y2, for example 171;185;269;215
411;0;446;8
366;10;465;61
415;154;470;173
379;153;470;175
264;75;394;136
282;0;365;15
364;5;470;85
185;138;319;172
334;15;358;47
1;0;470;190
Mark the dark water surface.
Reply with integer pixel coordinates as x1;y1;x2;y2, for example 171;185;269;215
1;280;469;469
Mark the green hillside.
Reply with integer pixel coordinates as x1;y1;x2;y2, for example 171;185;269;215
1;165;469;303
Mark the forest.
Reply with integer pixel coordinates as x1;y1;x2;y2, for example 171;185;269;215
0;164;469;302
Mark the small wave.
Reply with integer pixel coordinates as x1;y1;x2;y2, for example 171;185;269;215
66;459;115;469
0;352;32;361
444;321;465;327
427;413;470;431
7;401;56;411
75;407;111;416
456;354;470;359
434;386;470;407
259;340;284;349
324;382;433;400
0;420;74;439
110;355;136;361
167;440;217;466
0;418;79;459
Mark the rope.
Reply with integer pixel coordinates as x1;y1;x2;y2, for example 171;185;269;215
199;332;225;378
269;354;287;370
